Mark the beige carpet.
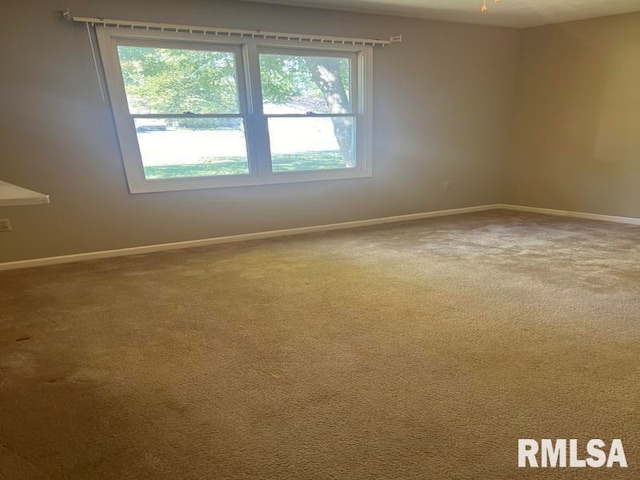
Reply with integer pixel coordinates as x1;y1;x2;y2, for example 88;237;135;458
0;210;638;479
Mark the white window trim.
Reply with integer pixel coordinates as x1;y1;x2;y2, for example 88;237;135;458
95;27;373;194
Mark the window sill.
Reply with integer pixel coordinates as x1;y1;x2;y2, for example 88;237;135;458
127;168;372;194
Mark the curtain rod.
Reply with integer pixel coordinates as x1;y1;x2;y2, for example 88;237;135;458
62;9;402;47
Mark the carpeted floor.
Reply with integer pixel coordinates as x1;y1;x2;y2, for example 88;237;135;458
0;210;638;479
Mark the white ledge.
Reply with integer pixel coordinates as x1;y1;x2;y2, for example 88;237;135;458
0;180;50;207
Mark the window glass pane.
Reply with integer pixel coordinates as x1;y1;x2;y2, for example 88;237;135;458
260;53;351;115
135;118;249;179
267;117;355;172
117;46;240;114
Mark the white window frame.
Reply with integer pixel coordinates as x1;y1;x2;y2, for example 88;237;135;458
96;27;373;193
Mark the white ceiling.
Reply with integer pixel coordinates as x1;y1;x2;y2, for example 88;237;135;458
240;0;640;28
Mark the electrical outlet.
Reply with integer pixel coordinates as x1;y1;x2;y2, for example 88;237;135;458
0;219;12;232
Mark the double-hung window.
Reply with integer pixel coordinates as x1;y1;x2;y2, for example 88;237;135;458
96;27;373;193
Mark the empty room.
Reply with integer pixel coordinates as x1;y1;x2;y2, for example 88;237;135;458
1;0;638;478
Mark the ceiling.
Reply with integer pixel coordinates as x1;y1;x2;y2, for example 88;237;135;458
239;0;640;28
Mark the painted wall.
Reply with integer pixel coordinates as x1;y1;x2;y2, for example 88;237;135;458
506;12;640;217
0;0;518;262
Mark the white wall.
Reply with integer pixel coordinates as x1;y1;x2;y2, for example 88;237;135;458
506;12;640;217
0;0;519;262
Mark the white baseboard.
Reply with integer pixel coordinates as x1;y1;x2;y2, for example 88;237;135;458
498;204;640;226
3;203;638;272
0;204;500;271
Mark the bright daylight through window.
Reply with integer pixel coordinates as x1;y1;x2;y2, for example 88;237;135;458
96;28;373;193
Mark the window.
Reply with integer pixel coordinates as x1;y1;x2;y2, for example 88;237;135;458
96;28;373;193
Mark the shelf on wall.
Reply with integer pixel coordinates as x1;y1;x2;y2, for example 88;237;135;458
0;180;50;207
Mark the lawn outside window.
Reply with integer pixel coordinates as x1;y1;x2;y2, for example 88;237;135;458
96;27;373;193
